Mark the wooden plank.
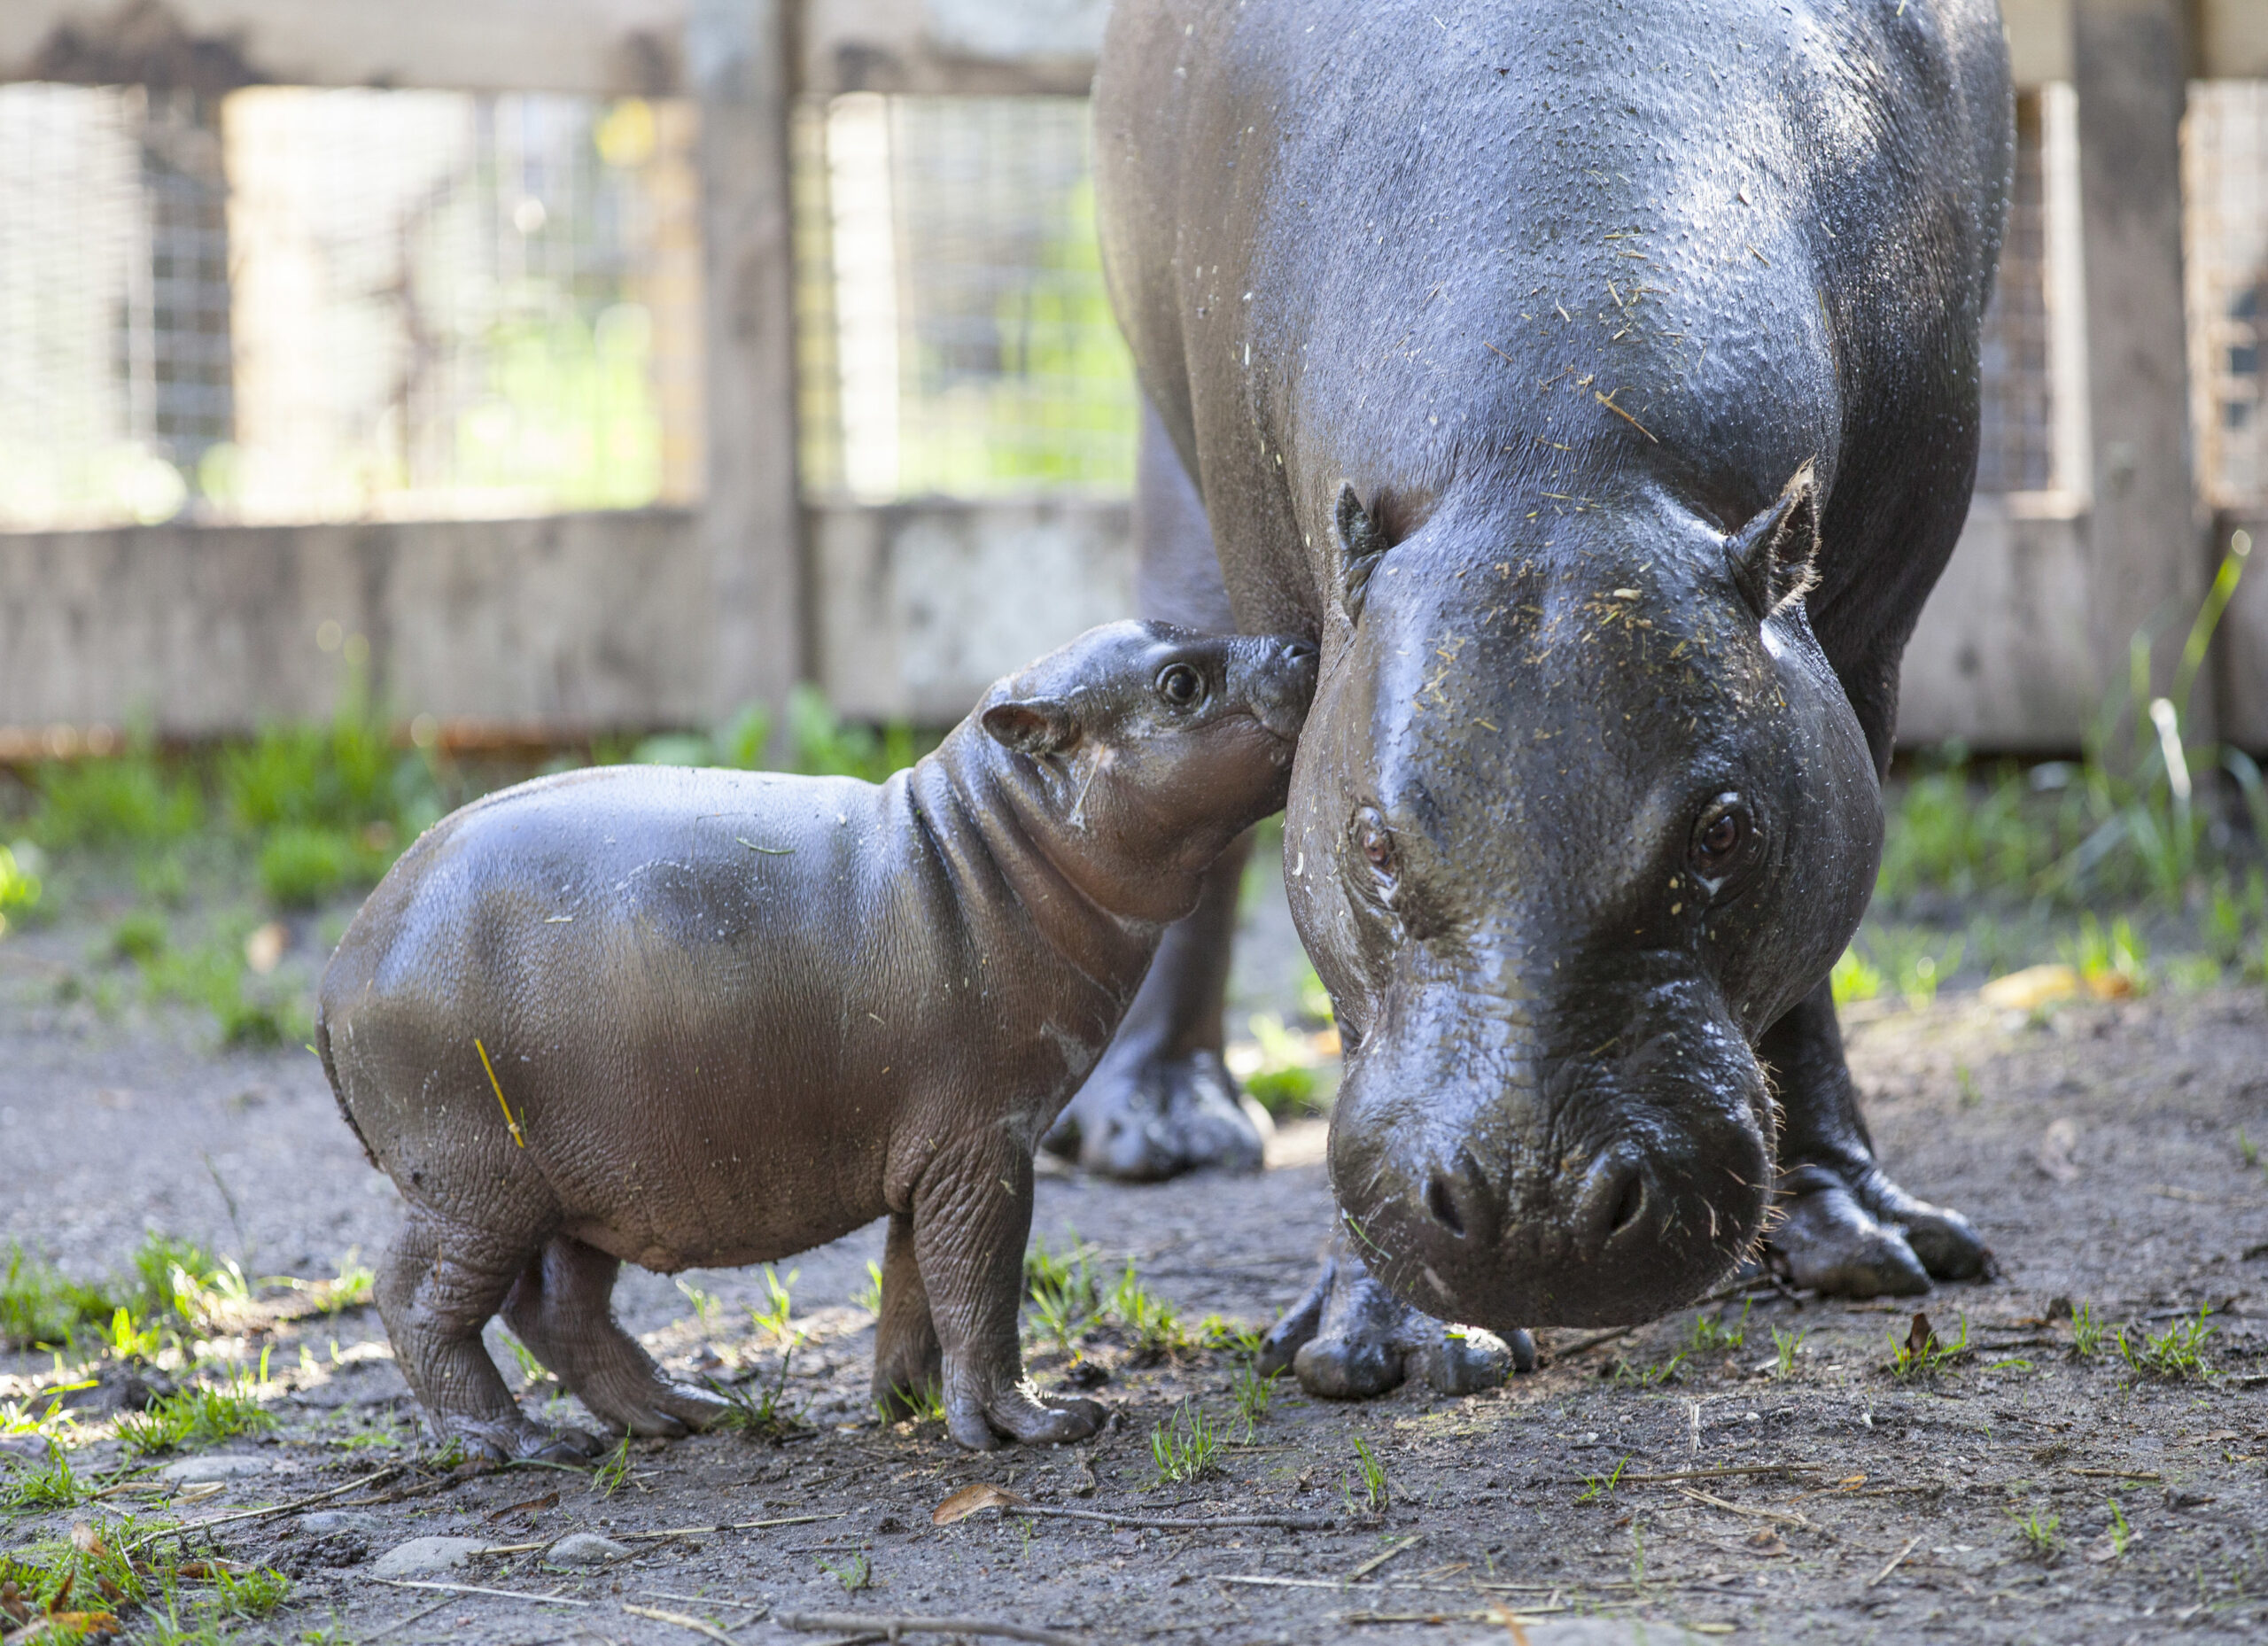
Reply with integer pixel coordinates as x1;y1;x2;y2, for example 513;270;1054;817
2073;0;2211;733
0;513;710;739
798;0;1104;97
695;0;804;720
810;500;1133;724
2201;0;2268;81
0;0;689;96
2003;0;2072;89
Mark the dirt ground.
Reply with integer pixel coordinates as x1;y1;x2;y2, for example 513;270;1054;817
4;844;2268;1645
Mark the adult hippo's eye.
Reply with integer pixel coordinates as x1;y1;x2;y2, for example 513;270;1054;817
1689;794;1755;884
1352;805;1398;890
1156;663;1205;707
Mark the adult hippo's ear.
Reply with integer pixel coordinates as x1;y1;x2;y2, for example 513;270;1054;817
981;698;1081;758
1335;482;1393;625
1727;460;1821;623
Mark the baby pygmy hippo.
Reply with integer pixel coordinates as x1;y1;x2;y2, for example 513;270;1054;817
317;621;1315;1458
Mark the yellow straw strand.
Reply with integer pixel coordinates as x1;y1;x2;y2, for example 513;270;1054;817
475;1037;526;1148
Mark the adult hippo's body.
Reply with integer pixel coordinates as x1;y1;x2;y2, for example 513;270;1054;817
1071;0;2009;1388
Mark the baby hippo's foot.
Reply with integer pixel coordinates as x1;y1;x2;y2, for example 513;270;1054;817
944;1371;1107;1453
1045;1047;1267;1181
1259;1254;1535;1400
1769;1161;1991;1298
581;1376;734;1440
447;1413;608;1464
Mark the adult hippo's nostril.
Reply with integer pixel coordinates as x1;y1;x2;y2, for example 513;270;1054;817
1570;1150;1657;1254
1420;1150;1497;1246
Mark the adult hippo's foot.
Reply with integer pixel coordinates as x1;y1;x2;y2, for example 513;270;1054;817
1043;831;1268;1180
1769;1161;1989;1296
1044;1045;1267;1179
1258;1250;1535;1400
1761;984;1992;1297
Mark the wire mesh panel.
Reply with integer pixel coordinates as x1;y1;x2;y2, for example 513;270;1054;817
2185;81;2268;510
0;83;701;531
1977;92;2054;496
796;93;1138;501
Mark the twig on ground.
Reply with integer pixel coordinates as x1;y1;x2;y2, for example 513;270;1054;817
1867;1534;1922;1588
1004;1505;1334;1533
1612;1464;1829;1486
1347;1535;1421;1580
370;1577;591;1606
119;1465;406;1551
358;1598;454;1642
641;1592;768;1612
624;1603;744;1643
1674;1486;1812;1529
776;1611;1081;1645
620;1513;841;1541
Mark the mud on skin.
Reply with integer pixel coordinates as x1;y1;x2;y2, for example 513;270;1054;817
317;621;1316;1458
1080;0;2007;1389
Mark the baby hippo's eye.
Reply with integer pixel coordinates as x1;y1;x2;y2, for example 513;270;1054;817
1689;793;1754;881
1156;663;1206;707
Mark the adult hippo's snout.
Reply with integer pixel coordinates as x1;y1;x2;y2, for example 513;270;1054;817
1327;972;1774;1331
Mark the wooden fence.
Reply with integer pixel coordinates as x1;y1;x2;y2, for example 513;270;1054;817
2;0;2264;753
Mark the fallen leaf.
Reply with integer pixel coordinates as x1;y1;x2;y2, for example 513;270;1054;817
69;1524;104;1557
1905;1312;1937;1361
1980;963;2079;1012
2083;1532;2128;1564
2034;1118;2080;1184
932;1481;1029;1526
1746;1528;1789;1557
2085;970;2133;1000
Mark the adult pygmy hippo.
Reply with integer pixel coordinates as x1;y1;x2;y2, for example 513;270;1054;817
1069;0;2008;1391
317;621;1316;1457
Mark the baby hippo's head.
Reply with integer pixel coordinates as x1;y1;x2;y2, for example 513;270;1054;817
977;621;1317;922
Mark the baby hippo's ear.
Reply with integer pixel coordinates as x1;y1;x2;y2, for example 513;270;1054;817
981;697;1081;758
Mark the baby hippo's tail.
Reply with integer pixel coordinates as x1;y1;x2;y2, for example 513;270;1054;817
314;1003;380;1170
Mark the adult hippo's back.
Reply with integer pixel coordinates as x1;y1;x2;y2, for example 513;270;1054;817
1086;0;2008;1386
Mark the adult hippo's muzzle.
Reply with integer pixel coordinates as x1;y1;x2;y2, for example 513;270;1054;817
1327;968;1774;1330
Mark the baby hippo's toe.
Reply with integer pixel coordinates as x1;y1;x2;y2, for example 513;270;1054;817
584;1378;734;1440
949;1382;1107;1451
452;1417;607;1464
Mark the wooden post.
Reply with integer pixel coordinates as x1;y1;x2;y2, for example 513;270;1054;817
692;0;804;719
2073;0;2208;729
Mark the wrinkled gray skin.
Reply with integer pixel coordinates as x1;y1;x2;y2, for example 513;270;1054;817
1069;0;2008;1394
318;622;1315;1457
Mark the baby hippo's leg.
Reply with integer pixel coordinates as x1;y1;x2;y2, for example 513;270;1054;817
501;1235;731;1439
914;1147;1105;1451
376;1212;599;1463
872;1211;943;1418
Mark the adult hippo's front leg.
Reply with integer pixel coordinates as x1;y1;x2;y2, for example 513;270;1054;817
1045;402;1270;1180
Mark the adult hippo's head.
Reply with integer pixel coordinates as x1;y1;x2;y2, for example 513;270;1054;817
1285;463;1882;1331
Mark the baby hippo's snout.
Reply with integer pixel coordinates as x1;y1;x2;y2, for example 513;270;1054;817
1239;636;1319;741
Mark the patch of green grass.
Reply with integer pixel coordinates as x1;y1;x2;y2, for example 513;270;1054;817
256;827;357;909
1228;1356;1278;1439
1107;1262;1186;1355
1686;1301;1750;1355
117;1369;277;1457
1576;1454;1629;1505
1829;943;1884;1006
1610;1351;1687;1387
1876;750;2051;905
1023;1235;1098;1353
2067;912;2149;995
2117;1308;2216;1382
2106;1496;2132;1557
0;842;43;932
1348;1433;1390;1513
709;1346;803;1443
1771;1325;1809;1378
1149;1401;1223;1485
1240;1012;1331;1118
2070;1301;2110;1359
1;1244;119;1350
109;909;168;965
877;1378;947;1426
1;1441;89;1511
2010;1503;2062;1563
29;745;203;852
854;1260;883;1316
748;1266;799;1348
1886;1315;1969;1381
817;1550;872;1593
590;1436;634;1497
